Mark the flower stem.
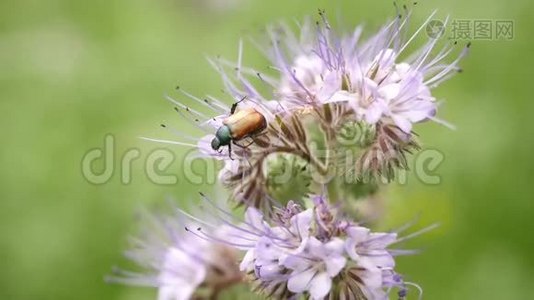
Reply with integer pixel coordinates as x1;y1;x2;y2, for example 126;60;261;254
327;176;340;204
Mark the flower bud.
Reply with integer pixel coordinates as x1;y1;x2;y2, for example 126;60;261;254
264;153;311;204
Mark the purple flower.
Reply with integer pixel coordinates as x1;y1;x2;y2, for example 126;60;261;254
156;242;208;300
214;196;412;299
345;226;397;268
107;207;241;300
268;11;468;132
142;10;467;206
282;237;347;299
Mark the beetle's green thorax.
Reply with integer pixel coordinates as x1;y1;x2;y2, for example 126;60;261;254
211;125;232;150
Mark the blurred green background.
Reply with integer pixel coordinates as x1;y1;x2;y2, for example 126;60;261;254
1;0;533;299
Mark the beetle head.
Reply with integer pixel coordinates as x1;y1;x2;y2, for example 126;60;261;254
211;137;221;150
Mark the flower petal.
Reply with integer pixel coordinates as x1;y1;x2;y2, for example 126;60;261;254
325;255;347;277
290;209;313;239
309;272;333;299
379;83;401;100
287;268;316;293
158;285;196;300
391;115;412;133
239;249;255;271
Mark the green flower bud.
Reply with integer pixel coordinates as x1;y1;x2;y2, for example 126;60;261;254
336;121;376;148
263;153;311;205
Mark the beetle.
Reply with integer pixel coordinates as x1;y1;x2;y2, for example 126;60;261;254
211;98;267;158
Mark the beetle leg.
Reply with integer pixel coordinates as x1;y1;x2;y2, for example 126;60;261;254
230;95;247;115
228;143;234;160
234;139;255;148
252;131;269;141
241;132;269;148
232;140;245;148
241;147;254;168
230;103;237;115
258;130;268;136
243;140;255;147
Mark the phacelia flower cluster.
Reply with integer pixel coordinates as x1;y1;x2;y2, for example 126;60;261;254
271;11;466;133
221;196;408;299
107;208;241;300
112;5;466;300
147;9;466;210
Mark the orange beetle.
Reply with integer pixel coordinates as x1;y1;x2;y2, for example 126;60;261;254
211;99;267;157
